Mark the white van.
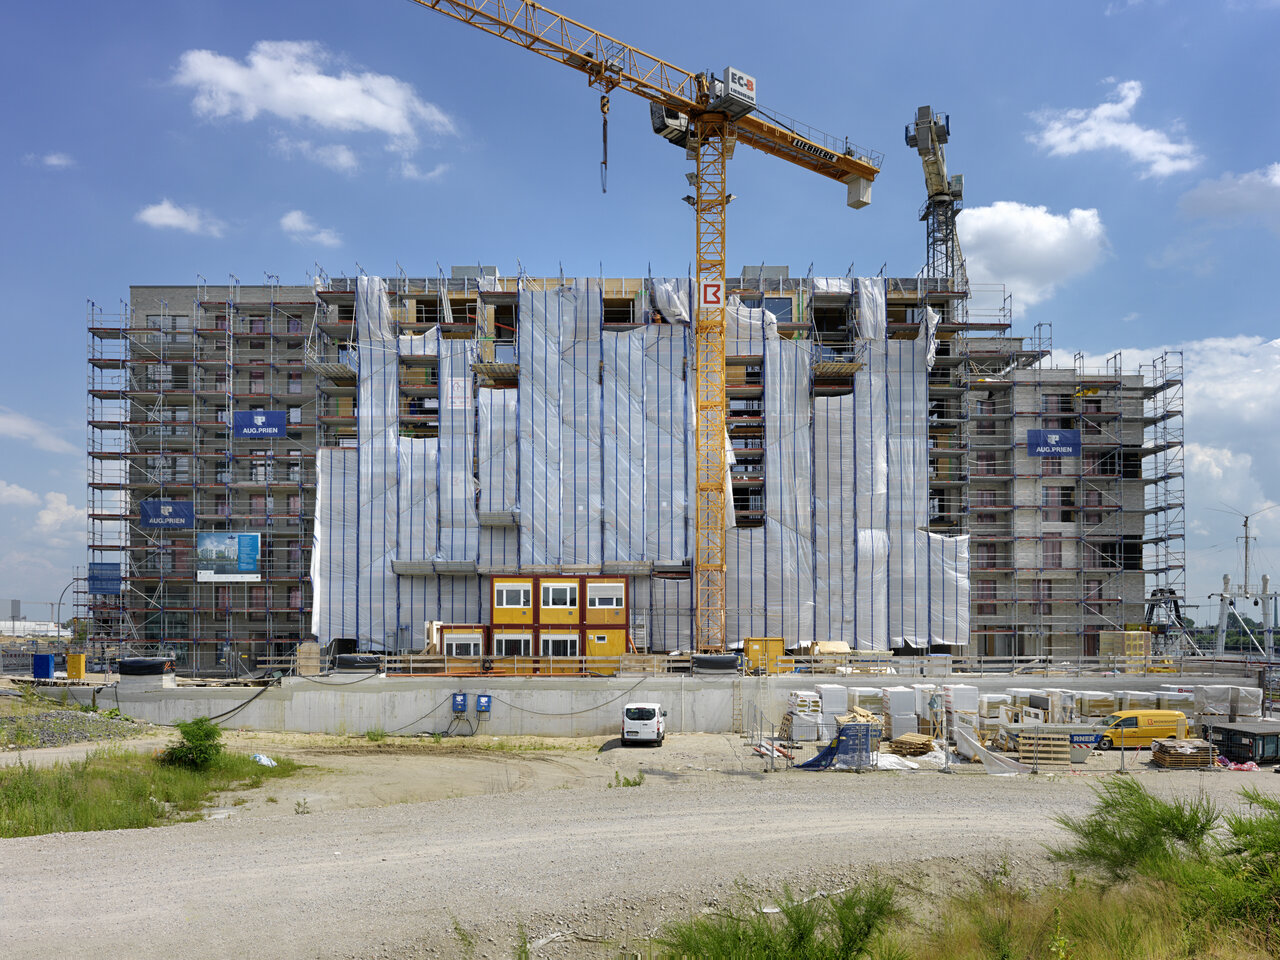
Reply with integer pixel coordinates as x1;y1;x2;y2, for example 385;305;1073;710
622;702;666;746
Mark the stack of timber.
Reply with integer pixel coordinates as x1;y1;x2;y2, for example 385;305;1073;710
1151;738;1217;769
1016;731;1072;767
888;732;934;757
835;706;879;726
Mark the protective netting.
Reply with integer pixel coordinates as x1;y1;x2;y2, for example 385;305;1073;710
310;275;968;651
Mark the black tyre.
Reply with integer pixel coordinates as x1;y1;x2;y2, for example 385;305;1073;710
1097;737;1112;751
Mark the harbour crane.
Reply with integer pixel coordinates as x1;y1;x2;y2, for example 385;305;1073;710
408;1;882;651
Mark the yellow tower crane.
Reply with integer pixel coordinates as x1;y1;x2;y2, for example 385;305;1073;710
409;0;882;652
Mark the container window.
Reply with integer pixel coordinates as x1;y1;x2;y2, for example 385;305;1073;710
541;584;578;608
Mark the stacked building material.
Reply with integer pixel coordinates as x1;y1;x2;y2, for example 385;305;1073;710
1043;689;1077;722
848;687;882;710
1151;738;1216;769
814;683;848;728
1122;690;1158;710
885;713;920;740
943;683;979;732
1194;685;1232;720
1076;691;1117;718
1158;691;1194;712
888;732;933;756
882;686;916;740
1007;687;1045;709
1230;686;1263;721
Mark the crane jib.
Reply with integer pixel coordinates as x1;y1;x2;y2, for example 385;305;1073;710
791;138;839;164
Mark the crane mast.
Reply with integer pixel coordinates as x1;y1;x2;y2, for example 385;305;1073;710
409;0;881;651
906;106;966;288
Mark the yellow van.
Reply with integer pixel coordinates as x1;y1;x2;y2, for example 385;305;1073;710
1094;709;1187;750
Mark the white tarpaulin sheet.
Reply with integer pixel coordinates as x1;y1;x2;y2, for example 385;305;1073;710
307;274;969;652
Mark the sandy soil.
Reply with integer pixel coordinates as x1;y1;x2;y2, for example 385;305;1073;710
2;730;1275;960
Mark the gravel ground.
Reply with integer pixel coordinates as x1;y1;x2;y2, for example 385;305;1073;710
3;730;1276;960
0;708;156;750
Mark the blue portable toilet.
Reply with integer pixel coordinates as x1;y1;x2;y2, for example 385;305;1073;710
32;654;55;679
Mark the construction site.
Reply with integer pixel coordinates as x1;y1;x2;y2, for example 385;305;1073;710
79;2;1194;677
85;266;1187;671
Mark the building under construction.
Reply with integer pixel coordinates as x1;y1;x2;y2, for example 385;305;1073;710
86;268;1183;667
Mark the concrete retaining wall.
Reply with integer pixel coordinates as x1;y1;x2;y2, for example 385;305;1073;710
42;669;1264;738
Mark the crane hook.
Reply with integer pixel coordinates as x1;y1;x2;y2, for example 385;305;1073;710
600;94;610;193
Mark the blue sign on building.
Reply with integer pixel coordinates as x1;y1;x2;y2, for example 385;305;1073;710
1027;429;1081;457
88;562;122;595
139;500;195;528
232;411;287;438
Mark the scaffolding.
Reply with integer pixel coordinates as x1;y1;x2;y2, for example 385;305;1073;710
961;326;1184;659
86;282;321;673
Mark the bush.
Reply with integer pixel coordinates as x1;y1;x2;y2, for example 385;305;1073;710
656;881;904;960
160;716;224;769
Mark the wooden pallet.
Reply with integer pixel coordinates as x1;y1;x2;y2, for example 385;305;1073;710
888;732;935;757
1017;732;1071;766
1151;739;1216;769
836;706;879;725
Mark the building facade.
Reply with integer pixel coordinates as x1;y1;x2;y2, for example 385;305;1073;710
86;269;1183;664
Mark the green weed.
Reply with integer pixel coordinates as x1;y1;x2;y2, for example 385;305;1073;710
656;881;903;959
0;747;298;837
608;769;645;788
159;716;224;769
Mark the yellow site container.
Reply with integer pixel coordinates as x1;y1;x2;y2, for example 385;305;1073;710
66;653;86;679
744;637;785;674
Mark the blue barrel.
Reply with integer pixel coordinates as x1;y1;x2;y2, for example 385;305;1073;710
32;653;55;679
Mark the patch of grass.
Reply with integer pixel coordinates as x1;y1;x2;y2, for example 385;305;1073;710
266;795;278;804
607;769;645;788
0;747;299;837
294;798;310;815
450;917;476;959
365;727;387;742
656;881;904;960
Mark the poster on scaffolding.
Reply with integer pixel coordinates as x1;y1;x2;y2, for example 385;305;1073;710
196;532;261;582
232;411;286;438
446;377;469;410
1027;429;1081;457
139;500;194;528
88;562;122;595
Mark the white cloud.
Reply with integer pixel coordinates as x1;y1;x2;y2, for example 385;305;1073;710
175;41;454;153
23;151;74;168
1180;163;1280;234
957;201;1107;308
0;407;79;455
273;136;359;174
34;493;85;534
0;481;40;506
135;199;226;238
400;160;448;183
280;210;341;247
1030;80;1201;178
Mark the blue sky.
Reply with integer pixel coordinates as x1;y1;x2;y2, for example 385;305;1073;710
3;0;1279;621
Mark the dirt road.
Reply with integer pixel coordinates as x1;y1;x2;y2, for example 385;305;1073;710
2;733;1271;959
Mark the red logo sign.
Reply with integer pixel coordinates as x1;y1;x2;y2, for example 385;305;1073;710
701;282;723;307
